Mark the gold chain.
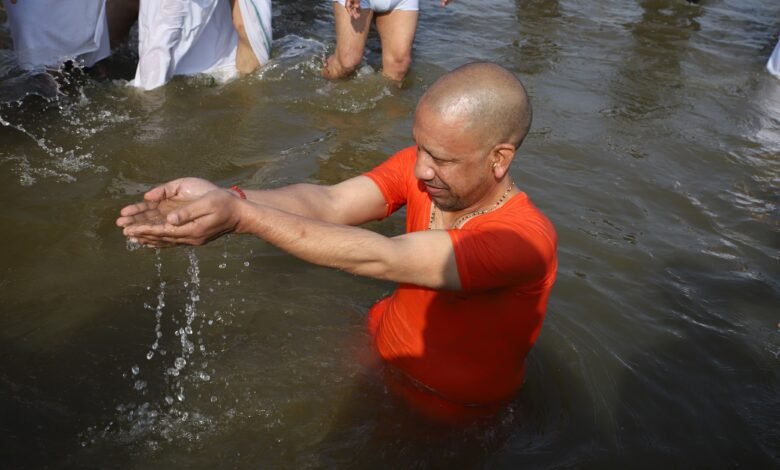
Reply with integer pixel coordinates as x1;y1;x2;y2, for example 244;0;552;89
428;180;514;230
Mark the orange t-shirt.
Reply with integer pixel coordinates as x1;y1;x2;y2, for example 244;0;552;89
364;146;558;413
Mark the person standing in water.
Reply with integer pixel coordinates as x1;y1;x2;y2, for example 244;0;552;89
322;0;453;82
117;62;557;424
1;0;138;71
131;0;272;90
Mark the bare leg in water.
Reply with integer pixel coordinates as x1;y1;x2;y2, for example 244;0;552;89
231;0;261;74
322;2;372;79
321;2;418;83
374;9;417;82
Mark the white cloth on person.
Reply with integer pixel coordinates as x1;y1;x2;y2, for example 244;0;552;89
1;0;110;70
332;0;419;13
768;39;780;79
237;0;272;65
131;0;272;91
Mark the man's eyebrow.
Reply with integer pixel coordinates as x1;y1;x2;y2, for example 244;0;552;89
432;150;457;162
423;146;441;159
417;140;455;162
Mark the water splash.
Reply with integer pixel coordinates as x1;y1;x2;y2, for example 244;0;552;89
79;247;225;450
0;63;125;186
165;248;201;402
146;250;166;360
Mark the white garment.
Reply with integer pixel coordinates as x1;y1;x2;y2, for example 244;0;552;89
237;0;272;65
2;0;110;70
333;0;419;13
768;39;780;79
131;0;272;91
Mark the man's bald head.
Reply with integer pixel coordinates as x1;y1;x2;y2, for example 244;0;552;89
417;62;532;149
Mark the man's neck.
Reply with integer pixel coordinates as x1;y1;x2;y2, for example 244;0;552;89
440;179;517;229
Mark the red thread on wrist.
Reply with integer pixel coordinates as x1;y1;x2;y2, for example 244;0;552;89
229;185;247;199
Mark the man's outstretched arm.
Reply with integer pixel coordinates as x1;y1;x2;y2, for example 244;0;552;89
117;175;389;229
119;184;461;290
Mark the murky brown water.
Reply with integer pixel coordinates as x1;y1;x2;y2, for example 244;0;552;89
1;0;779;468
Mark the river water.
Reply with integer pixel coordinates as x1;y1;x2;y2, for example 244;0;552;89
1;0;778;468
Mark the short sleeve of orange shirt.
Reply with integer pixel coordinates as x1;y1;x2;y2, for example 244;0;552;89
365;146;557;292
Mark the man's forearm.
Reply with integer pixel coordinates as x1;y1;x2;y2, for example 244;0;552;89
243;184;332;219
237;200;396;280
241;175;388;227
234;200;459;289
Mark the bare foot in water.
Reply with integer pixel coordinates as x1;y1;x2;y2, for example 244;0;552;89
321;55;344;80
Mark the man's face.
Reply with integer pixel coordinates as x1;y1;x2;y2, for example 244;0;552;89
412;102;494;212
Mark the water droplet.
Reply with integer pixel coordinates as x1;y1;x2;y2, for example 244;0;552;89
243;261;250;267
174;357;186;369
165;396;174;405
218;263;227;269
131;365;140;375
126;239;142;251
133;380;147;391
146;351;154;360
210;396;218;403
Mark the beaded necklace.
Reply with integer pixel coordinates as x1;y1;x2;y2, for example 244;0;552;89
428;180;514;230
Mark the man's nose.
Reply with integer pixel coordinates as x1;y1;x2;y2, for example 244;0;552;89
414;156;435;181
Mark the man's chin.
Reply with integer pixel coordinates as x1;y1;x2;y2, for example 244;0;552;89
432;199;461;212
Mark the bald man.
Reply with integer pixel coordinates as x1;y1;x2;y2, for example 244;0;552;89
117;62;557;424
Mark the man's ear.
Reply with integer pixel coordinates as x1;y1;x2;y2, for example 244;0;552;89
490;143;516;179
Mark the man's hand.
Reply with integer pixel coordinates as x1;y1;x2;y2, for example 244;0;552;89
116;178;244;247
440;0;453;6
116;177;220;227
345;0;361;19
